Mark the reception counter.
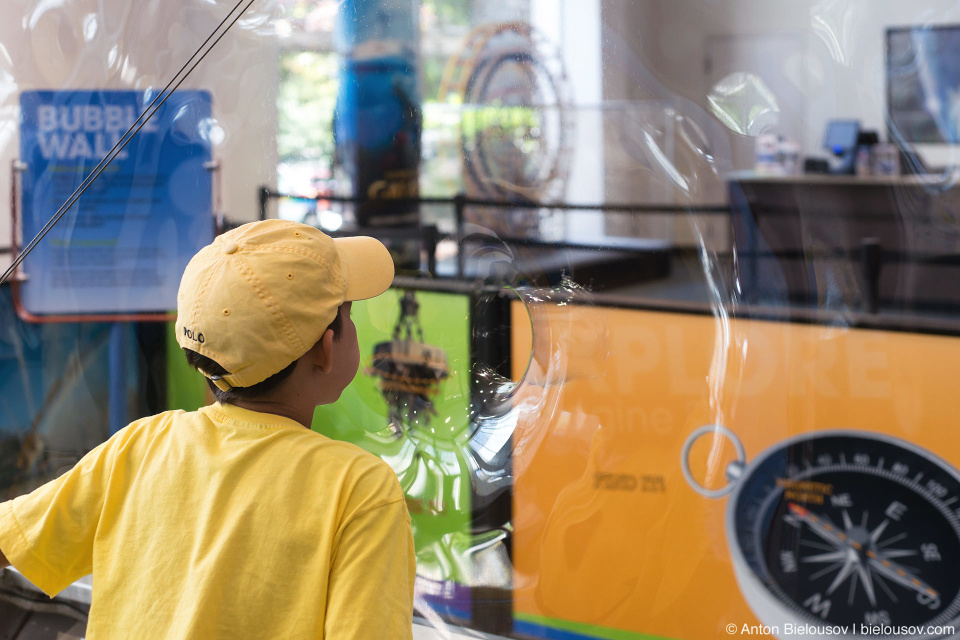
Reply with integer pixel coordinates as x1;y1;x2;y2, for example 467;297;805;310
726;172;960;314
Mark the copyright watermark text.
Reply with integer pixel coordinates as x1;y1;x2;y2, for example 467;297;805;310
725;623;956;636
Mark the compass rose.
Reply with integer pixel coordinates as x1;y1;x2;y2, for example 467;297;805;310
788;502;940;612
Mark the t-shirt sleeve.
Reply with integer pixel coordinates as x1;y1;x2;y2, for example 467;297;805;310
0;434;121;597
325;468;416;640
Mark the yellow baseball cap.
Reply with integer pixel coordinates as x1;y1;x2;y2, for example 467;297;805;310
175;219;394;390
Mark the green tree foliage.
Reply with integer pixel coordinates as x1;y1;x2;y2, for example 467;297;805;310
423;0;471;26
277;51;339;164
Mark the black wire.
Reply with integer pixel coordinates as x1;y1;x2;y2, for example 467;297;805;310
0;0;256;286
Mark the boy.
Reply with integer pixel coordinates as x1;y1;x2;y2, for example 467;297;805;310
0;220;415;638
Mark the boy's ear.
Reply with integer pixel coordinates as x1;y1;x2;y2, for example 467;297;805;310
311;328;335;374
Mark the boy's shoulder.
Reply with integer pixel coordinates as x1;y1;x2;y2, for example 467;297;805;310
120;407;403;506
239;416;405;505
122;405;395;473
306;431;399;483
198;404;396;476
115;408;188;439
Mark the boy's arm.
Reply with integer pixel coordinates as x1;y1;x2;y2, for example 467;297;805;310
325;497;416;640
0;548;8;569
0;430;124;596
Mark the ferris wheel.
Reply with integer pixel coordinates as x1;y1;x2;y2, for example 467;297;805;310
438;22;575;214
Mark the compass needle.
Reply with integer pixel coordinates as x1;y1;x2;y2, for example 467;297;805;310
788;503;847;546
868;555;936;598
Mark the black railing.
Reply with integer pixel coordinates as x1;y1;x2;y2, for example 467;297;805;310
254;186;960;334
256;187;732;221
256;187;730;277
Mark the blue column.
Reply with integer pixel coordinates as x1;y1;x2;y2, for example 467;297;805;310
334;0;421;228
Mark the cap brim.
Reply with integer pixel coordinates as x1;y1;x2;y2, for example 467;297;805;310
335;236;396;301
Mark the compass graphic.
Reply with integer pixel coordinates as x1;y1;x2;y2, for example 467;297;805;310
683;429;960;639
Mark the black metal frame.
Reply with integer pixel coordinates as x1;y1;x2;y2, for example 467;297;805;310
257;186;960;334
257;186;726;276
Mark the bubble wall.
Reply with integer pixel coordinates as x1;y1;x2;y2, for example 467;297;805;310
5;1;960;639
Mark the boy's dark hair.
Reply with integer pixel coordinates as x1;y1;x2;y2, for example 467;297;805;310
183;310;343;404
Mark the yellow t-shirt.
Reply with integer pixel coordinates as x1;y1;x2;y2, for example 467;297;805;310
0;402;415;639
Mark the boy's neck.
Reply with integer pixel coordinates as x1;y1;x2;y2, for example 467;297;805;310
220;343;341;429
226;397;315;429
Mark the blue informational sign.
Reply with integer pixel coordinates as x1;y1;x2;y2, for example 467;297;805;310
18;90;214;315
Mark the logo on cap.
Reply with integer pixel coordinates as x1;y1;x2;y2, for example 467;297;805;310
183;326;205;344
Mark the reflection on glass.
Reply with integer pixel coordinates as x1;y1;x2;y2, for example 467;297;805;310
8;1;960;638
707;71;780;137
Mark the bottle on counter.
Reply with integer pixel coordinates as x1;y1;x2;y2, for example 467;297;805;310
755;133;780;174
777;138;802;175
855;146;872;176
872;143;901;176
855;129;880;177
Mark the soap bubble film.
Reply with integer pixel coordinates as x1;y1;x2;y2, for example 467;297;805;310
5;1;960;639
